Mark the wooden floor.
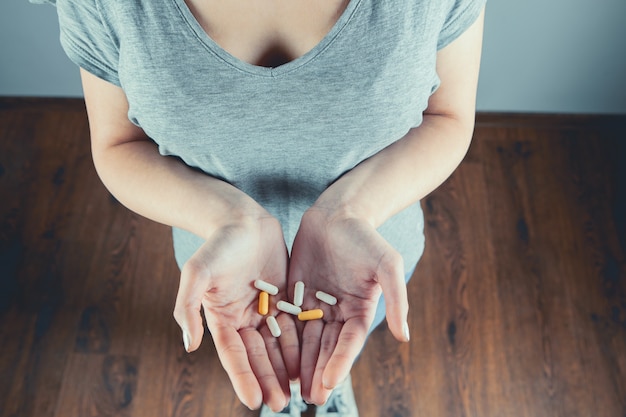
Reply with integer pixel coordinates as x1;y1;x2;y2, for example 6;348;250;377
1;98;625;417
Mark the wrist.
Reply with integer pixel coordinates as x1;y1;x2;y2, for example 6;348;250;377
308;195;376;229
310;159;390;229
197;189;277;240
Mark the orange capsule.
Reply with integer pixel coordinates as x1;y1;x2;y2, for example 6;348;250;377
298;309;324;321
258;291;269;315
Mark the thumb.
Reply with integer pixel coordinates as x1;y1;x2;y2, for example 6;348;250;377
173;262;207;352
377;251;410;343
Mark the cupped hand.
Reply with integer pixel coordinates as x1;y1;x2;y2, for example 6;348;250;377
173;215;299;411
289;207;410;405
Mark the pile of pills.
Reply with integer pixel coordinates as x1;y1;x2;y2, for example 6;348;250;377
254;279;337;338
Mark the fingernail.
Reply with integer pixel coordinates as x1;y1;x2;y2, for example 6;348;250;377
183;331;191;352
403;321;410;342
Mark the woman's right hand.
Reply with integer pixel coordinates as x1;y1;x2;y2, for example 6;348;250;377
80;69;298;411
173;214;299;412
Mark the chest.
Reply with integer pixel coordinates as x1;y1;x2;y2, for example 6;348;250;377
116;0;443;189
182;0;350;67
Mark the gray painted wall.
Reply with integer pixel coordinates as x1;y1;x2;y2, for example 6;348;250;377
1;0;625;114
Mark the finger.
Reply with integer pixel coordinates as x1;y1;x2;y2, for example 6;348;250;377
377;251;410;342
211;325;263;410
300;319;324;403
276;313;301;381
172;262;208;352
259;320;291;400
322;318;370;390
310;322;341;405
240;328;289;412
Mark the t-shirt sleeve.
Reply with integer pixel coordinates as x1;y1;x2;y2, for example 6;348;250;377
437;0;486;50
35;0;121;86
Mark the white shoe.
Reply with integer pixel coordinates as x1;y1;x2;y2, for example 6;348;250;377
315;374;359;417
260;382;308;417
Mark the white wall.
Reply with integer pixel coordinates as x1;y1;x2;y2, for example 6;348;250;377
478;0;626;114
1;0;625;114
0;0;82;97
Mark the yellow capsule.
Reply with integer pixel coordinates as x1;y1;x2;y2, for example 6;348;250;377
298;309;324;321
258;291;269;315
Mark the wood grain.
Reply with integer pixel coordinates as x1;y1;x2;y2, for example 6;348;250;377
0;98;624;417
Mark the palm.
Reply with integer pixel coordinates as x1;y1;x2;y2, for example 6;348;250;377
292;221;384;323
198;223;285;329
174;217;299;412
289;209;408;405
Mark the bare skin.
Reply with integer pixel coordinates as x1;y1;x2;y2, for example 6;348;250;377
183;0;350;67
80;0;485;410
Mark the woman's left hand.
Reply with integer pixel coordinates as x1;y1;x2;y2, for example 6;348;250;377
288;207;410;405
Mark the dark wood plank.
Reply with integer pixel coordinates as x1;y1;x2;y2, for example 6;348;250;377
0;103;98;417
1;98;624;417
356;114;626;417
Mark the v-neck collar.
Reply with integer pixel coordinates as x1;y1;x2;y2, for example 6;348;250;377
171;0;362;77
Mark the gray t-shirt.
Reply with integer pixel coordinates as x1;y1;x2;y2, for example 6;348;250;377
35;0;485;272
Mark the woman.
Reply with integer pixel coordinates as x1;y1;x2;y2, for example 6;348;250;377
32;0;486;415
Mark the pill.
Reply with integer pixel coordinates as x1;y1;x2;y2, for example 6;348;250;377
266;315;281;337
258;291;269;315
254;279;279;295
277;300;302;315
298;309;324;321
315;290;337;306
293;281;305;307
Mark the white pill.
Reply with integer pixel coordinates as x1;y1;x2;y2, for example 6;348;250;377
277;300;302;315
315;290;337;306
266;315;281;337
254;279;279;295
294;281;305;307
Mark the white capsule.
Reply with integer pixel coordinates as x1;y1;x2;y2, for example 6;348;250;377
315;290;337;306
254;279;279;295
293;281;305;307
266;315;281;337
277;300;302;316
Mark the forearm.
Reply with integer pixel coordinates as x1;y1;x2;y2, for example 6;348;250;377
93;140;269;239
312;113;474;227
80;68;269;240
313;8;484;227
